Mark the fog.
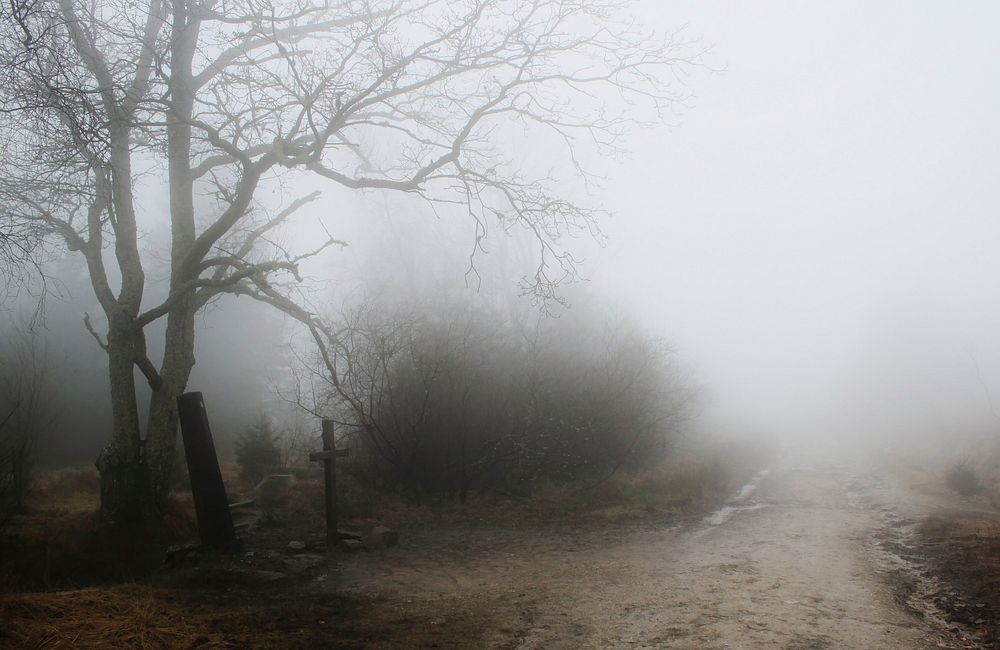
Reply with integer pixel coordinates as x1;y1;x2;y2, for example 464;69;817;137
591;0;1000;447
6;0;1000;462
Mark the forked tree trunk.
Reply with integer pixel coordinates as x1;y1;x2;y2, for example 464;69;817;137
96;305;197;523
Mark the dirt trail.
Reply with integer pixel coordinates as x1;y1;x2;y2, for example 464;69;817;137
317;453;968;648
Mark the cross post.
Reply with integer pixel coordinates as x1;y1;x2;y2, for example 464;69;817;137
309;419;349;543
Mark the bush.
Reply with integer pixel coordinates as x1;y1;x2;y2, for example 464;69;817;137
0;323;55;529
946;461;982;497
234;413;281;487
300;297;698;503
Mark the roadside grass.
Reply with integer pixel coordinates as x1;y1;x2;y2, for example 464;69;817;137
546;438;771;523
366;438;772;527
0;585;236;649
580;456;734;521
0;467;198;590
890;456;1000;510
917;512;1000;646
0;584;374;649
881;430;1000;508
0;581;510;649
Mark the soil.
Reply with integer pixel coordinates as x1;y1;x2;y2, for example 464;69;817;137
914;513;1000;647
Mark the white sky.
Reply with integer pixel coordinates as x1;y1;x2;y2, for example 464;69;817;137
586;1;1000;439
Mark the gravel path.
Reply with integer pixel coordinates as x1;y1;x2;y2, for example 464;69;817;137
320;452;963;648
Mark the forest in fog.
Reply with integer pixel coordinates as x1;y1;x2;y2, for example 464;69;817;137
4;0;1000;521
0;0;708;524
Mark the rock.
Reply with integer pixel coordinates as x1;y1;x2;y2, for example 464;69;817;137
251;570;289;583
337;528;363;541
287;540;307;552
339;538;364;552
164;542;201;566
282;554;324;573
363;525;399;550
254;474;296;501
231;508;262;531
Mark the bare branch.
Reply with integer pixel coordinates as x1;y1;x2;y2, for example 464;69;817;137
83;311;108;351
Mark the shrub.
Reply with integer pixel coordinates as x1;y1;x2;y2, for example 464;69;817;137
946;461;982;497
234;413;281;487
0;323;55;529
301;296;698;503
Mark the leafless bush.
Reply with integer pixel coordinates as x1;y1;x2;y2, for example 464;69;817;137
234;411;282;487
0;323;56;526
293;299;697;503
946;460;982;497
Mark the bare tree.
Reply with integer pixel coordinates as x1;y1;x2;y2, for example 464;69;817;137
0;322;55;527
0;0;700;523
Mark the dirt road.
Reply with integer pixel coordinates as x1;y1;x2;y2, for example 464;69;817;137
318;452;978;648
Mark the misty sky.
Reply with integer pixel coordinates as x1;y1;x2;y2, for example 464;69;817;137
588;1;1000;439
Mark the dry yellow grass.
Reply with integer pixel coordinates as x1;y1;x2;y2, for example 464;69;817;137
0;585;238;649
0;585;375;649
1;467;201;590
356;441;768;527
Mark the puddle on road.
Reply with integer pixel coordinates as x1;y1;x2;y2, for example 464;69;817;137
703;503;768;526
702;469;771;527
734;469;770;499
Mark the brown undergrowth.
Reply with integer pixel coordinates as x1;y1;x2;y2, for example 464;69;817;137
884;437;1000;647
0;467;199;591
366;441;766;528
0;584;376;649
917;513;1000;648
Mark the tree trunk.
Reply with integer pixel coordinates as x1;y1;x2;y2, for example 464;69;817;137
96;313;150;523
96;306;199;522
145;301;197;511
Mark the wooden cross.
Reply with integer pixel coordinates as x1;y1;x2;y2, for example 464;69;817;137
309;419;349;543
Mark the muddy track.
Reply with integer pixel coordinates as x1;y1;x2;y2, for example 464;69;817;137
309;454;984;648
